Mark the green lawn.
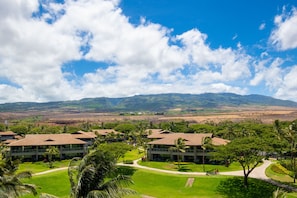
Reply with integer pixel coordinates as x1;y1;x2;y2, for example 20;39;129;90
21;168;227;198
21;170;70;198
138;161;243;172
18;160;70;174
129;169;227;198
118;149;144;162
19;164;297;198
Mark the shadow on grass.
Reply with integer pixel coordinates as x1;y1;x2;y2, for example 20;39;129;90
178;166;192;172
217;177;278;198
115;166;137;176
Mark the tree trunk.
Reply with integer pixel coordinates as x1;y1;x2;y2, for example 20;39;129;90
243;175;248;188
293;156;296;184
202;149;205;172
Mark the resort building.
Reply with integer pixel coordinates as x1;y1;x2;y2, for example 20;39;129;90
7;134;88;161
146;129;229;163
0;131;21;144
5;129;123;161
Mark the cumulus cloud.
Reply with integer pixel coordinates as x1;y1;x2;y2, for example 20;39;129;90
0;0;296;103
275;66;297;101
270;6;297;50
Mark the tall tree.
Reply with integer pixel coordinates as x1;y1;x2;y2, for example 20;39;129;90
201;136;212;172
68;149;135;198
44;146;60;168
170;138;189;169
275;120;297;183
212;137;271;187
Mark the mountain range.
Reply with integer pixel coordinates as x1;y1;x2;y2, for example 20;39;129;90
0;93;296;113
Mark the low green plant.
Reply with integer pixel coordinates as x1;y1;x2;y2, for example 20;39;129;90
272;163;293;176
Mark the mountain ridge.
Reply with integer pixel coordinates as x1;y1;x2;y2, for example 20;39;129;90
0;93;296;112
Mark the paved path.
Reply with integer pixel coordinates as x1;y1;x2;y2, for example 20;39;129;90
220;159;271;179
33;167;68;176
118;159;272;179
121;159;297;192
33;159;297;192
34;159;271;179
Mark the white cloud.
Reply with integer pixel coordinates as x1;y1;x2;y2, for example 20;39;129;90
275;66;297;101
259;23;266;30
1;0;296;103
250;58;284;88
270;7;297;50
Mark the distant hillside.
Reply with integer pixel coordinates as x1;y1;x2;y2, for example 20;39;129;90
0;93;296;113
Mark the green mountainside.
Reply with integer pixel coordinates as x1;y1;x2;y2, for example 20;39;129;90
0;93;296;112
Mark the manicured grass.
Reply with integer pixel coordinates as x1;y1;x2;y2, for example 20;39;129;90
19;160;295;198
129;169;227;198
265;163;294;183
138;161;243;172
118;149;144;163
18;160;70;174
20;167;228;198
264;162;297;198
21;170;70;198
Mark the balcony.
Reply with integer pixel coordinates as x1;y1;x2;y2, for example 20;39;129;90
147;148;210;156
10;147;85;156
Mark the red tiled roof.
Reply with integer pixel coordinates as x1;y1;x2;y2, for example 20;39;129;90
148;133;228;146
92;129;122;136
71;131;97;139
8;134;87;147
146;129;173;139
0;131;17;136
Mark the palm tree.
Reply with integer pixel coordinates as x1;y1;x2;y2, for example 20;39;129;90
68;149;135;198
44;146;60;168
170;138;189;169
201;136;212;172
0;158;37;198
273;188;287;198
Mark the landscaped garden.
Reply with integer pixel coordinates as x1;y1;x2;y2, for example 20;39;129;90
19;163;297;198
138;160;243;172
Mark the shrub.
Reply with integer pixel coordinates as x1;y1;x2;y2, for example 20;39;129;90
123;160;134;164
272;163;293;176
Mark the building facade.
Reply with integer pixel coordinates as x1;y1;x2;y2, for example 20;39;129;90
146;130;229;163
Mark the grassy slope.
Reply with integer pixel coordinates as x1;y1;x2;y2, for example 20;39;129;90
21;170;70;198
129;169;226;198
20;164;297;198
138;161;242;172
21;168;227;198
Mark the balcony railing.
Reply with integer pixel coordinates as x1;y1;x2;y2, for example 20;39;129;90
10;147;85;156
148;148;211;156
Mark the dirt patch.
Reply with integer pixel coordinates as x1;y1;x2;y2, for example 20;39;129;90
185;178;195;187
1;106;297;125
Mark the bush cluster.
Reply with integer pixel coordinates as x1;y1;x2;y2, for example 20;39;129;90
271;163;292;176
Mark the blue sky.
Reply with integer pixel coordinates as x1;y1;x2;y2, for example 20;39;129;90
0;0;297;103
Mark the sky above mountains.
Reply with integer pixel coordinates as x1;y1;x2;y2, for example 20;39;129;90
1;0;297;103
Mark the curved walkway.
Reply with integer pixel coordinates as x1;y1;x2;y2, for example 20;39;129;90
120;159;297;192
33;159;297;192
119;159;271;179
35;159;271;178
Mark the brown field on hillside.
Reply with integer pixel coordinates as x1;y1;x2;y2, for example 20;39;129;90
1;106;297;125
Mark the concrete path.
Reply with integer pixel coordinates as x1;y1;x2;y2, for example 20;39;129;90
34;159;271;179
220;160;271;179
118;159;272;179
33;159;297;192
33;167;68;176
